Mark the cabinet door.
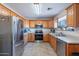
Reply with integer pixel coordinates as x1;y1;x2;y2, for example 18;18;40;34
24;20;29;27
43;21;48;28
48;20;54;28
67;5;74;27
29;21;35;28
28;33;35;42
66;44;79;56
43;34;49;42
0;5;10;16
35;20;41;24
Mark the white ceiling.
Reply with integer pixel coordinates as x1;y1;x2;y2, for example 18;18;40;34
4;3;72;19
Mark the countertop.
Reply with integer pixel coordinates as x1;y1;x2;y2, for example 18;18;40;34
24;31;49;35
24;30;79;44
49;31;79;44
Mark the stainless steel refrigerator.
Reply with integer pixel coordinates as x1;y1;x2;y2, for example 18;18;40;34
0;15;21;56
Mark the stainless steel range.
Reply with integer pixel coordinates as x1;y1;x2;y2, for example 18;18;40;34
35;30;43;41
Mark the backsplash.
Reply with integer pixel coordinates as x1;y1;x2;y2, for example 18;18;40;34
29;28;50;33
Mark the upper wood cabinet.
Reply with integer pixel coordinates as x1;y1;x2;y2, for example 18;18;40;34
42;20;48;28
29;20;54;28
0;4;25;22
67;5;75;27
10;11;17;16
35;20;42;24
0;4;10;16
49;34;57;51
48;20;54;28
24;20;29;27
67;4;79;27
29;20;36;28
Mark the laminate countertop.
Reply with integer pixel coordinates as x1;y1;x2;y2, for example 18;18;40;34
49;31;79;44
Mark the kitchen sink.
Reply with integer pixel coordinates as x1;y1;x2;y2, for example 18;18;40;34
55;32;66;37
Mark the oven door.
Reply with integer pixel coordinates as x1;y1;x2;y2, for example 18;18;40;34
35;33;43;40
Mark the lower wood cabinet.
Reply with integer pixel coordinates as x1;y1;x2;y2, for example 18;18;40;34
66;44;79;56
49;34;57;51
43;34;49;42
56;39;79;56
28;33;35;42
48;34;79;56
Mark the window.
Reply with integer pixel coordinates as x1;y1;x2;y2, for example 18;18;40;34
58;16;67;28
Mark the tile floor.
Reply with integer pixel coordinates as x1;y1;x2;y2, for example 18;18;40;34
22;41;57;56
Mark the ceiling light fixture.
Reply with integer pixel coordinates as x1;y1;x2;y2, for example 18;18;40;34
33;3;40;15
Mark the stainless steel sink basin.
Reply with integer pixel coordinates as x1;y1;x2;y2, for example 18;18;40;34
55;32;66;37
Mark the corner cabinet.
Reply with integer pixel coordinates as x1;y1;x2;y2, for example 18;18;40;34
67;4;79;27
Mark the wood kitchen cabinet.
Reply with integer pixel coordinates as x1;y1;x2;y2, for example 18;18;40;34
0;4;25;22
48;34;79;56
43;34;49;42
0;4;10;16
35;20;42;24
48;20;54;28
43;21;48;28
49;34;57;51
28;33;35;42
29;20;54;28
67;4;79;27
66;44;79;56
67;5;75;27
29;21;36;28
24;20;29;27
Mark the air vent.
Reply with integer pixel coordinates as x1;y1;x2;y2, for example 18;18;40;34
47;8;52;10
